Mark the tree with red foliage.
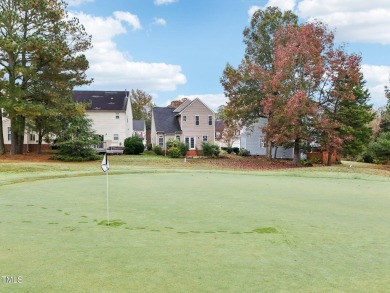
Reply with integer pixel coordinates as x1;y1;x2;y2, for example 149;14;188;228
255;22;362;165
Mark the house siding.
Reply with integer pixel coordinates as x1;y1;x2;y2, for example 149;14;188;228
240;118;294;158
180;99;215;150
1;117;50;152
86;106;131;147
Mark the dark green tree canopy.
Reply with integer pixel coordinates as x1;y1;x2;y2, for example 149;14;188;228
0;0;92;154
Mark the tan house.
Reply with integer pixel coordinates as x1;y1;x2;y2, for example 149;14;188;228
151;98;215;155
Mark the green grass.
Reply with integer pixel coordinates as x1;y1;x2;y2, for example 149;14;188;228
0;156;389;292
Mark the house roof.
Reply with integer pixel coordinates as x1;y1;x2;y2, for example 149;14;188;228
133;120;145;131
73;90;129;111
173;99;192;113
176;98;215;114
153;107;181;133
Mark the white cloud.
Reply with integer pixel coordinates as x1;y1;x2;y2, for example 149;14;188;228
168;94;228;111
361;65;390;108
66;0;94;7
71;12;186;92
296;1;390;44
153;18;167;26
154;0;177;6
113;11;142;31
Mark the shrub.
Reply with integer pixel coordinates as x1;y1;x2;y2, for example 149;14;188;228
362;153;374;163
153;145;163;155
308;157;322;164
366;132;390;164
167;139;188;156
239;148;250;156
52;140;100;161
124;136;144;155
232;147;240;154
168;147;181;158
201;142;220;157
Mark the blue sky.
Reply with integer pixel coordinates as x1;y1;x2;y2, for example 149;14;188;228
67;0;390;110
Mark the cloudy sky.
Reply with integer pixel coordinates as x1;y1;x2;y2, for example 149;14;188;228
67;0;390;110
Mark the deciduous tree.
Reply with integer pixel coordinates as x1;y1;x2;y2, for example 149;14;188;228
130;89;153;130
221;7;298;159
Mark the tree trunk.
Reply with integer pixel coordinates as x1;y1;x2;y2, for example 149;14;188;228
0;112;5;154
327;147;333;166
10;116;26;155
293;139;300;165
37;129;43;154
266;140;272;160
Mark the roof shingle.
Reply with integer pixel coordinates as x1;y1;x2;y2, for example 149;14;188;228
73;90;129;111
153;107;181;133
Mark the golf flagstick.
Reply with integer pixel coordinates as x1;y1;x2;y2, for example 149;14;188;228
101;153;110;225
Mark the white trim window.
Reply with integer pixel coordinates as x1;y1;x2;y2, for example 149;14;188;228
176;135;180;141
195;115;199;125
208;115;212;126
7;127;11;141
202;135;208;142
115;113;120;119
185;137;196;150
158;136;164;148
113;134;119;141
183;115;187;122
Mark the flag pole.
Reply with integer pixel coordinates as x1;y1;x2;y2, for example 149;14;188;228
106;167;110;225
101;153;110;225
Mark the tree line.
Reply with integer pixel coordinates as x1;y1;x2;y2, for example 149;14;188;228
0;0;155;156
220;7;383;165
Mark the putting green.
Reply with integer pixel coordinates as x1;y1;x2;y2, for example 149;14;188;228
1;172;389;292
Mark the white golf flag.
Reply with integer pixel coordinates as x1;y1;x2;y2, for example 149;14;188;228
101;153;109;172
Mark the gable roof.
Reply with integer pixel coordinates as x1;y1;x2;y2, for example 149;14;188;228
173;99;192;113
176;98;215;114
73;90;129;111
153;107;181;133
133;120;145;131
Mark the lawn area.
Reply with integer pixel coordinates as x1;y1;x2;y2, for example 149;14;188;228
0;155;389;292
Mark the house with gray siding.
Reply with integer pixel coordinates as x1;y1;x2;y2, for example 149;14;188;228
240;117;294;158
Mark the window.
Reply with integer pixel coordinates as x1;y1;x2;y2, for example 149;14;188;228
195;115;199;125
113;134;119;141
208;115;213;126
260;137;266;148
185;137;195;149
29;133;36;141
115;113;119;119
202;136;208;142
176;135;180;141
183;116;187;122
158;136;164;147
7;127;11;141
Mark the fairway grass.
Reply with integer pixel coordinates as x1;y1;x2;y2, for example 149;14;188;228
1;168;389;292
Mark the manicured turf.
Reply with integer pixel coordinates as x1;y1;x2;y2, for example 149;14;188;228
1;170;389;292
